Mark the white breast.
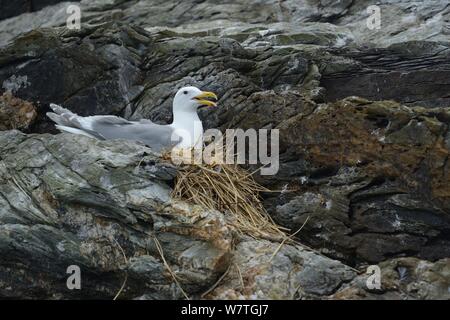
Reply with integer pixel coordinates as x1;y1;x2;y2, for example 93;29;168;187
171;117;204;150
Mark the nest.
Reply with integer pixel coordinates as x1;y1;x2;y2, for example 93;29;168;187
167;150;289;241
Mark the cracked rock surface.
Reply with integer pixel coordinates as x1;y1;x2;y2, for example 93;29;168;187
0;0;449;299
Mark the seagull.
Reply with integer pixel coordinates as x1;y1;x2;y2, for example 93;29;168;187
46;86;218;152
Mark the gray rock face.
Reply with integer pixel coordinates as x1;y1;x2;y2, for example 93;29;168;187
332;257;450;300
268;99;450;265
209;238;356;299
0;0;449;299
0;24;146;133
1;0;449;48
0;130;231;298
0;130;364;299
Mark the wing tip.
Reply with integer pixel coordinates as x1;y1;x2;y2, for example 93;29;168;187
49;103;73;115
46;112;61;124
49;103;61;112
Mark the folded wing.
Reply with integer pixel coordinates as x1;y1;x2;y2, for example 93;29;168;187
47;104;181;152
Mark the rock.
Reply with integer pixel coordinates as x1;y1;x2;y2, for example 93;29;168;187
0;92;37;131
0;0;449;299
267;98;450;265
209;238;356;299
0;1;81;47
1;0;449;47
332;257;450;300
0;0;74;21
0;7;448;136
0;23;146;133
0;1;449;118
0;130;232;298
0;130;366;299
321;42;450;108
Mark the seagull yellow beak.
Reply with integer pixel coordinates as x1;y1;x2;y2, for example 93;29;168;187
193;91;218;108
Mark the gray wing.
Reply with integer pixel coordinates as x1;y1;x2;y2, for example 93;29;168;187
91;119;182;152
47;103;181;152
47;104;127;139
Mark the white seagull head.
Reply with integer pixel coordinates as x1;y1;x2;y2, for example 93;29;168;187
173;86;218;113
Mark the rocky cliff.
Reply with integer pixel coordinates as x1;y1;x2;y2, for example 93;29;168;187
0;0;449;299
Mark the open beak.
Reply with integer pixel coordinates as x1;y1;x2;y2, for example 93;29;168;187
193;91;218;108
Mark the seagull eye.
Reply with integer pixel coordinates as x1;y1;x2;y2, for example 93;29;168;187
183;91;188;95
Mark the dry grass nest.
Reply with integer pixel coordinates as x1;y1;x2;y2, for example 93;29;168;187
163;150;290;242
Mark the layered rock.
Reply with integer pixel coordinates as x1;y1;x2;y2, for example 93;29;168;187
0;130;232;298
270;97;450;264
0;0;73;21
1;1;449;47
332;257;450;300
2;130;447;300
0;130;359;299
0;0;449;299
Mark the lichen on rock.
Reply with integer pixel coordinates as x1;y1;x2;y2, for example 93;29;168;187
0;92;36;131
